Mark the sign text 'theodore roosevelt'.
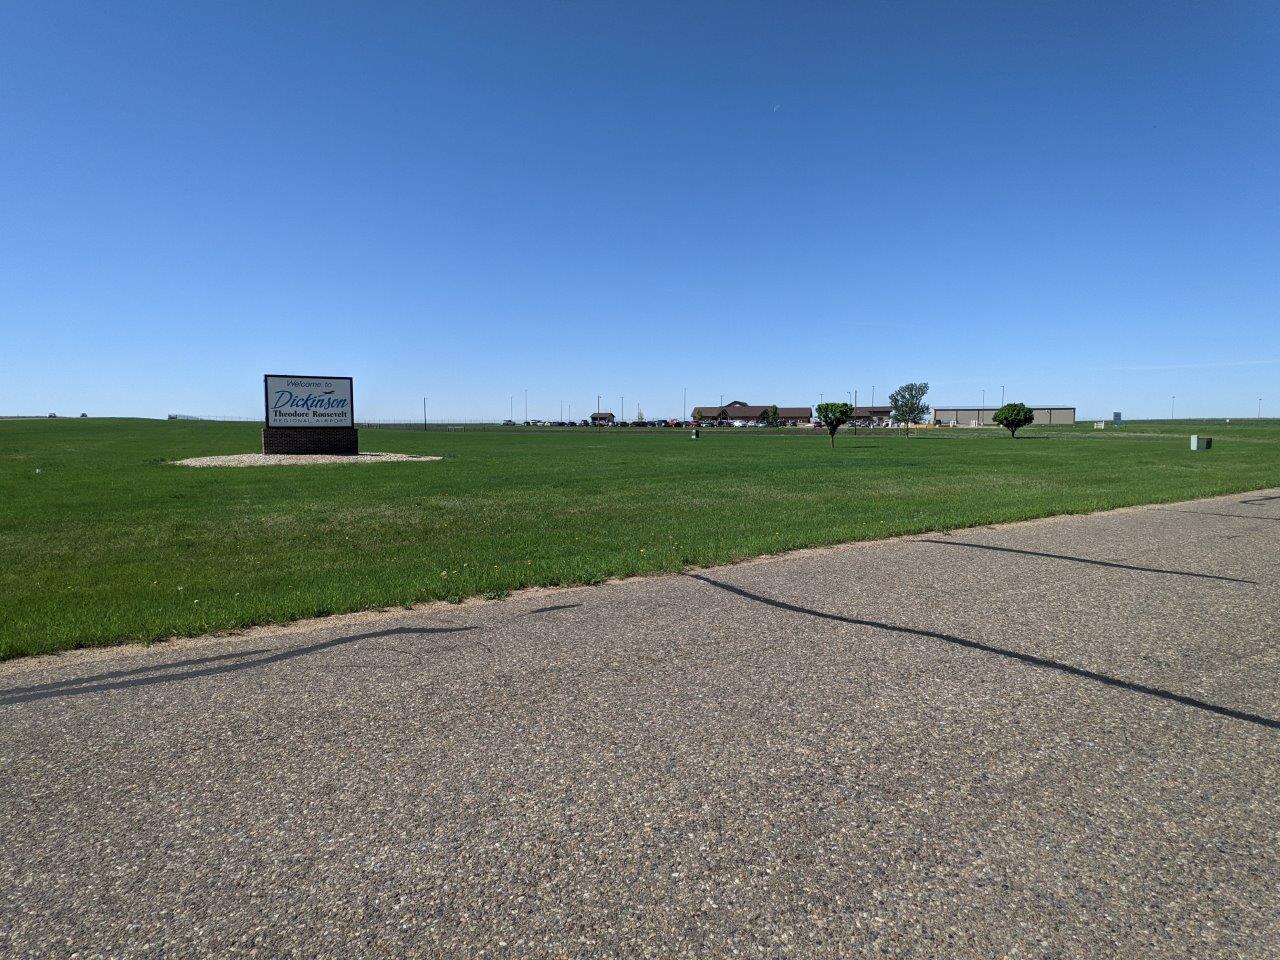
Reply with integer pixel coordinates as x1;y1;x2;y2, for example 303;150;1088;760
263;375;354;428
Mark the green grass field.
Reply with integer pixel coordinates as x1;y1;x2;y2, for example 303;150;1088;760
2;417;1277;660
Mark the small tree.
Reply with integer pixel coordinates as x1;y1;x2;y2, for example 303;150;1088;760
766;404;779;426
993;402;1034;437
816;402;854;448
889;382;930;436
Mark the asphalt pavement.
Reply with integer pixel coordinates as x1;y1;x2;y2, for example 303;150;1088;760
3;490;1278;958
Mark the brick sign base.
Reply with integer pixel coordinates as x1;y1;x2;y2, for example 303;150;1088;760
262;427;359;455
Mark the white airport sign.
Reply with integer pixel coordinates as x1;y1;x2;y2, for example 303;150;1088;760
264;375;354;428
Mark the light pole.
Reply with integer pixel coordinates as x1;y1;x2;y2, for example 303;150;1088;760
981;389;985;424
621;396;625;421
683;387;687;421
423;396;427;431
509;396;514;421
524;389;527;423
597;395;601;414
568;402;572;423
871;386;875;407
1000;385;1005;407
1171;396;1176;420
1259;398;1263;419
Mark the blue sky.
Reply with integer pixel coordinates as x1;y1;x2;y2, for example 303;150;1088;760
2;2;1277;420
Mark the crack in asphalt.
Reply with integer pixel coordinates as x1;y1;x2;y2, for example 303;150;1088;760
688;573;1279;732
0;626;477;706
915;539;1257;584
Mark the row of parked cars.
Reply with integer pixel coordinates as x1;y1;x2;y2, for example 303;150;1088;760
499;418;899;429
501;419;590;427
609;420;691;428
698;419;806;428
502;419;700;428
701;418;896;429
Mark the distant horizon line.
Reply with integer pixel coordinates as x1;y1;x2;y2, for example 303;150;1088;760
4;412;1274;424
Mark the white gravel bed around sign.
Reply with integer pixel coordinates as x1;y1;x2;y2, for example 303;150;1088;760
171;452;442;467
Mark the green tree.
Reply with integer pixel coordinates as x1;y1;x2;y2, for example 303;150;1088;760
993;402;1035;437
815;402;854;448
889;382;930;436
766;404;779;426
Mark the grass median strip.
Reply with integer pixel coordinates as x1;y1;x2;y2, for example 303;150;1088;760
2;417;1277;660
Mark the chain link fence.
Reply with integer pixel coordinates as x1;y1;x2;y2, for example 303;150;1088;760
168;414;504;431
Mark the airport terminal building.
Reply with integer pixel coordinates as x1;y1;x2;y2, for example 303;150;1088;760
692;400;813;425
932;405;1076;426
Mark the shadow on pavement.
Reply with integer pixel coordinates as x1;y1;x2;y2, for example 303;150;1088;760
0;626;476;706
917;539;1256;584
688;574;1278;732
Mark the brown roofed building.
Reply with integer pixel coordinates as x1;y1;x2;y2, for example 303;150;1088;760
589;411;615;425
691;400;813;425
850;405;893;423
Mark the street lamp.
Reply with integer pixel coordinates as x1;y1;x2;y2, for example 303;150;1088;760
1171;396;1176;420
